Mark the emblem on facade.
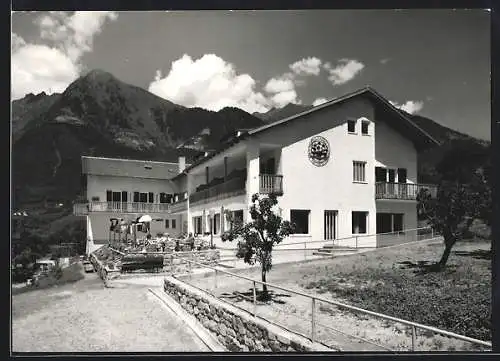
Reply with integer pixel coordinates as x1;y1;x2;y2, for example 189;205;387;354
308;136;330;167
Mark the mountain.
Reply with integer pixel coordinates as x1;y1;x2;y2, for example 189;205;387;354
12;69;489;244
253;103;313;123
11;91;61;143
12;69;265;214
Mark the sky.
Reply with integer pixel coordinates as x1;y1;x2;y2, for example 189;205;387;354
11;10;491;140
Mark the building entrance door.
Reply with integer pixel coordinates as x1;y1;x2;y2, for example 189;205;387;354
324;210;337;240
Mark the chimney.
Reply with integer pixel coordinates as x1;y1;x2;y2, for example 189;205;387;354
178;156;186;173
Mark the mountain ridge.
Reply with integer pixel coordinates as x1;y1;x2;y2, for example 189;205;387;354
11;69;489;233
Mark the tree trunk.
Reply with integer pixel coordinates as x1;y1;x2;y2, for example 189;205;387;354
261;269;269;300
438;240;454;267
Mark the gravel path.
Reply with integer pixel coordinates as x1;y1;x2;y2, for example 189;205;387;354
12;267;210;352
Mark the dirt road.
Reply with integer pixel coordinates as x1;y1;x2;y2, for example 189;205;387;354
12;266;210;352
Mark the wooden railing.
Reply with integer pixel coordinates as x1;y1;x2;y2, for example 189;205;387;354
189;177;246;206
259;174;283;195
375;182;438;200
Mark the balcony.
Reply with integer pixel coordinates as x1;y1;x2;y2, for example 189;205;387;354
375;182;438;200
73;201;175;215
259;174;283;196
189;177;246;206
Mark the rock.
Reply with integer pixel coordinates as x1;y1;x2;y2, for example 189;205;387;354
269;340;281;352
218;323;227;337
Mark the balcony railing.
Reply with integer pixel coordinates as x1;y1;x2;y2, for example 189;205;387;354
259;174;283;195
375;182;438;200
73;201;174;214
189;177;246;206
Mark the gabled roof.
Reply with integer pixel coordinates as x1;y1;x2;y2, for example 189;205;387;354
82;156;183;180
181;86;441;173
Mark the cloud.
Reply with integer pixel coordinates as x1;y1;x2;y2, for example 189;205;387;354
289;57;322;76
11;11;117;100
148;54;271;113
380;58;391;65
11;40;80;99
323;58;365;85
264;73;295;94
312;97;328;106
390;100;424;114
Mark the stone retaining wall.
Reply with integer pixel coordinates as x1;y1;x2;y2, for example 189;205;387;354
89;253;120;281
163;276;334;352
163;250;220;273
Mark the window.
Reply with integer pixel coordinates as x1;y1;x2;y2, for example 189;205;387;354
193;216;202;235
375;167;387;182
347;120;356;133
213;214;220;234
397;168;407;183
139;193;147;203
290;210;310;234
91;196;100;202
376;213;404;233
352;211;368;234
172;219;177;229
361;121;369;135
165;219;170;228
133;192;139;203
148;192;154;203
353;161;366;182
393;214;403;232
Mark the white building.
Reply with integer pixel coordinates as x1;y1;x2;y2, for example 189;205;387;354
75;87;439;254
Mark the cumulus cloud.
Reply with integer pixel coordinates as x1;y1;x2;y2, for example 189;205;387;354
323;58;365;85
289;57;322;76
312;97;328;106
11;11;117;100
390;100;424;114
380;58;391;65
264;73;295;94
148;54;271;113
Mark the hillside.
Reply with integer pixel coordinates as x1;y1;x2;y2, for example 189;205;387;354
11;69;489;248
12;69;265;213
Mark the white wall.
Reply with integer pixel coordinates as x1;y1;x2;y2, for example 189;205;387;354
87;212;183;243
255;97;377;244
86;174;178;203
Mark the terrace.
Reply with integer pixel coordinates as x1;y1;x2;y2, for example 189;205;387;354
375;182;438;201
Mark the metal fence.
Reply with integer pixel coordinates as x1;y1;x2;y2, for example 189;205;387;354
171;258;491;352
215;227;441;266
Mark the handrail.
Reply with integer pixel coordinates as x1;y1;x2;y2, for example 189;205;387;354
216;226;437;250
171;257;491;349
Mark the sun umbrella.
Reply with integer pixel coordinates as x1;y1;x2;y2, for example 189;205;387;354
138;215;152;223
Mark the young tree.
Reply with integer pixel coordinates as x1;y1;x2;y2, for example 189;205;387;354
417;139;491;269
221;193;294;300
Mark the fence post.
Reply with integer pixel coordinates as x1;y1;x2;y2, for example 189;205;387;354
411;325;416;351
355;236;358;249
311;298;316;343
252;281;257;317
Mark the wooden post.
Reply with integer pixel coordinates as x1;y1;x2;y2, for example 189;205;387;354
311;298;316;342
253;281;257;317
411;325;416;351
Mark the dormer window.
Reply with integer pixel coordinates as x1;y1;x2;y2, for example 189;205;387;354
347;120;356;134
361;120;370;135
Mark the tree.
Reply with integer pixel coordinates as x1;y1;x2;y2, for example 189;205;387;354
417;139;491;269
221;193;294;300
